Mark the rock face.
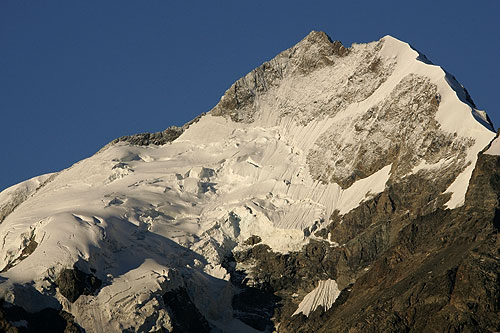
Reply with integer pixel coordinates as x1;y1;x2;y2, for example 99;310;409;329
106;114;205;148
308;73;472;188
325;149;500;332
227;146;500;333
162;287;210;333
270;147;500;332
211;31;392;125
112;126;184;147
0;31;498;332
55;267;101;303
0;299;81;333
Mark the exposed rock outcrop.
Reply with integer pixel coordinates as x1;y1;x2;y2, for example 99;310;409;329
112;126;184;146
308;74;473;188
0;299;81;333
162;287;210;333
210;31;395;124
107;113;205;148
56;267;101;303
1;233;38;273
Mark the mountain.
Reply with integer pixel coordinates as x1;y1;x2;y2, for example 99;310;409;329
0;31;499;332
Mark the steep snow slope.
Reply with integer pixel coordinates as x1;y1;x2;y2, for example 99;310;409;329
484;135;500;155
0;31;495;331
292;279;340;317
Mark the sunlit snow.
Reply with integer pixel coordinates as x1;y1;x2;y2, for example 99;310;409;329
292;279;341;317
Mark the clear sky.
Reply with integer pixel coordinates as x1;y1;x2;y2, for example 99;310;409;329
1;1;499;191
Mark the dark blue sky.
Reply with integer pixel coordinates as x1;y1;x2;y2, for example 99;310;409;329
1;1;499;191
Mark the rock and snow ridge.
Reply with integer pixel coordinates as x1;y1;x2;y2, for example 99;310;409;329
0;31;495;332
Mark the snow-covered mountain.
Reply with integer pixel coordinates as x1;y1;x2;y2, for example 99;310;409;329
1;31;499;332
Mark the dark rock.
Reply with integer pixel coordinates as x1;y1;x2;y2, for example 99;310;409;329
243;235;262;246
235;241;339;293
0;299;82;333
107;113;204;148
56;267;101;303
222;253;280;331
331;40;349;57
301;151;500;332
232;287;280;331
112;126;184;146
231;240;342;331
1;234;38;273
162;287;210;333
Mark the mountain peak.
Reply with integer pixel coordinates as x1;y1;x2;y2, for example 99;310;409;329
211;31;494;205
0;32;498;332
295;30;350;59
300;30;334;45
211;31;351;122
